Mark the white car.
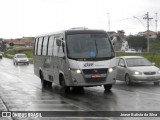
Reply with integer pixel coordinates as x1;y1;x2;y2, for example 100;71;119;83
13;54;29;65
116;56;160;85
125;49;137;53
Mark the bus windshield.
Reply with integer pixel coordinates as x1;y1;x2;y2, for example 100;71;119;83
66;33;114;60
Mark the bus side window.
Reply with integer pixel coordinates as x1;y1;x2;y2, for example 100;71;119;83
42;36;49;56
56;38;65;58
48;36;54;56
53;38;58;56
37;37;43;55
34;38;39;55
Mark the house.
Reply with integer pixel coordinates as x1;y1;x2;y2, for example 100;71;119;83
4;39;25;47
20;37;34;47
4;37;34;48
138;30;157;39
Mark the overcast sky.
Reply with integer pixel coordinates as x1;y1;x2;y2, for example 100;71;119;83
0;0;160;38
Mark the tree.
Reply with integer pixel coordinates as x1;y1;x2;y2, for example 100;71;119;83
126;35;147;50
9;42;14;46
156;33;160;41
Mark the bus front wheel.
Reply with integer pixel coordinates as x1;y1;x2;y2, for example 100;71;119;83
60;76;70;93
104;84;112;91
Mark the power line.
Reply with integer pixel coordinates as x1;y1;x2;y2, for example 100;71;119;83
133;16;146;28
111;17;133;23
149;21;154;30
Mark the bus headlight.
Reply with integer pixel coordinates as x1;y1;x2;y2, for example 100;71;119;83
76;70;81;74
108;67;116;73
69;68;81;74
108;68;113;73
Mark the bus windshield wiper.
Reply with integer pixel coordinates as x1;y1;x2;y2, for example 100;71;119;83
94;39;98;58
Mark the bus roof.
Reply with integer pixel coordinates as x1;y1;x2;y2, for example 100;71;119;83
35;28;107;38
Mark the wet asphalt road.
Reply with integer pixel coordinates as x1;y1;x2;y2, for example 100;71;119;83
0;58;160;120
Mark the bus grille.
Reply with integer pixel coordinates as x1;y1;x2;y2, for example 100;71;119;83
82;68;108;74
85;77;106;83
82;69;107;83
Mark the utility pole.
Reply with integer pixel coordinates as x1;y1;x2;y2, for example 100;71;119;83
143;12;153;53
155;13;158;33
107;13;110;32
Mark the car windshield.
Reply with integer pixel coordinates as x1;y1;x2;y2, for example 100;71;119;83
66;33;114;60
17;55;27;58
126;58;152;67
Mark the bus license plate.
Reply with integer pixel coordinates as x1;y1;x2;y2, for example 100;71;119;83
91;74;101;78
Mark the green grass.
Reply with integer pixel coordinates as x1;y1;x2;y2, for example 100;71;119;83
22;51;33;58
149;40;160;53
3;49;33;63
4;49;33;59
3;47;160;67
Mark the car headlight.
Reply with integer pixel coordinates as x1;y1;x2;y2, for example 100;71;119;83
69;68;81;74
157;70;160;74
133;71;142;75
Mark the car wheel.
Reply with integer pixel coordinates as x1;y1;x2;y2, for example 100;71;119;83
125;74;132;85
104;84;112;91
154;82;159;85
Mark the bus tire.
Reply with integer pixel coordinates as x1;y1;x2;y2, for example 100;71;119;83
60;76;70;93
40;71;47;87
104;84;112;91
47;81;52;88
73;86;84;93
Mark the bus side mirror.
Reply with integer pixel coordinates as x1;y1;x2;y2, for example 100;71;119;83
56;39;61;46
62;42;65;53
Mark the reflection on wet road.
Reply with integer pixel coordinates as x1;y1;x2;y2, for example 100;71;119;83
0;58;160;120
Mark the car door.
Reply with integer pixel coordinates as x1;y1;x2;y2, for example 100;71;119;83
116;58;126;81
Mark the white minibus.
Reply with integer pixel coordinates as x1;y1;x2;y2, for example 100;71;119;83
34;28;117;92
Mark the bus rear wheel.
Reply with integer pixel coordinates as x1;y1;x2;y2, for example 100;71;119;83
104;84;112;91
40;72;48;87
